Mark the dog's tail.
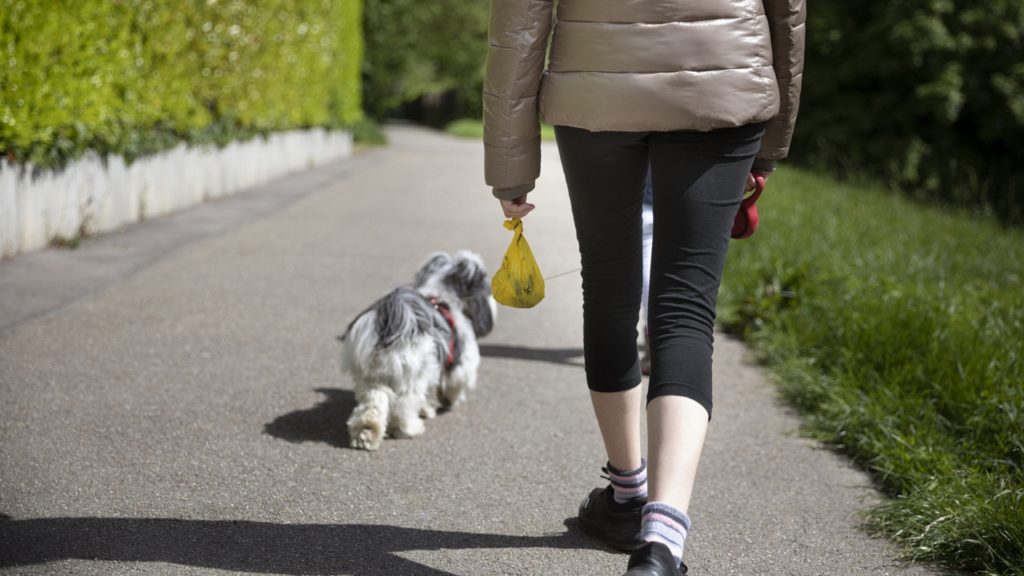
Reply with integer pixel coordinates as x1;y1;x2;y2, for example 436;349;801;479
340;287;450;375
375;287;448;348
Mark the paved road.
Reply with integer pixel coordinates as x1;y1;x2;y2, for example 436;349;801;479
0;126;945;575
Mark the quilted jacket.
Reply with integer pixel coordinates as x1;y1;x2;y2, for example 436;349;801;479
483;0;807;200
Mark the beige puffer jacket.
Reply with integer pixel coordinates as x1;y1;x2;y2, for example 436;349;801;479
483;0;806;200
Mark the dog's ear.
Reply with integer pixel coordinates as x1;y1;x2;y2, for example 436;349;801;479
447;252;494;337
445;251;487;297
465;294;495;337
415;252;452;286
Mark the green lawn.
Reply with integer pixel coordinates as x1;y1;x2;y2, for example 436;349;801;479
718;167;1024;575
444;118;556;141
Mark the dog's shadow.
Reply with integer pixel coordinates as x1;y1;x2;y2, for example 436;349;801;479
264;388;357;448
265;343;585;449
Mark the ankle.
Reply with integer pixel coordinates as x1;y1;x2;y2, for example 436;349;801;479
604;459;648;505
640;501;691;565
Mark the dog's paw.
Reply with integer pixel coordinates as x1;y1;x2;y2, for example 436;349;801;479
442;388;467;409
389;416;426;439
349;423;384;451
420;404;437;419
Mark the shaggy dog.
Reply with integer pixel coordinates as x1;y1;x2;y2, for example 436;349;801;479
339;251;495;450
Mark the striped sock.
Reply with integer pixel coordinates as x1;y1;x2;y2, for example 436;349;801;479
640;502;691;564
603;459;648;505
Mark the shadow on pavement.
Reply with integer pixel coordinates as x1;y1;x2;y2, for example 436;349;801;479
0;514;602;575
262;345;585;450
479;344;584;367
263;388;356;448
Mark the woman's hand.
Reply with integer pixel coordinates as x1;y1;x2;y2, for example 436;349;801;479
746;171;770;193
499;194;535;219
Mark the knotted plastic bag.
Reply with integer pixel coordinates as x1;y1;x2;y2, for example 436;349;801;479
491;217;545;308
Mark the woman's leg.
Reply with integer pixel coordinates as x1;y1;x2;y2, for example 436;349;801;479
642;123;765;559
645;396;710;514
590;388;644;472
553;125;649;472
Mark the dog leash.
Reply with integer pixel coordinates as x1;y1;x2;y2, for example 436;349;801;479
544;266;582;281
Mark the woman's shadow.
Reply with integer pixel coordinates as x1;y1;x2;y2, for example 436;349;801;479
0;514;600;575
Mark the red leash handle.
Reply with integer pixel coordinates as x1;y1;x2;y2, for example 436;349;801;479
732;173;767;239
743;174;767;207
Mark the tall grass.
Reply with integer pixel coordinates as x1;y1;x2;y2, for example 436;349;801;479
719;168;1024;575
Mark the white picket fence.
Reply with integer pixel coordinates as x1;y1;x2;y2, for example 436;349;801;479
0;128;352;258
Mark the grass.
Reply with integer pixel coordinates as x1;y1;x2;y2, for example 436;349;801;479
49;235;82;249
718;167;1024;575
351;118;389;147
444;118;556;141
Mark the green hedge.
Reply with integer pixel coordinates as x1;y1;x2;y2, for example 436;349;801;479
720;169;1024;575
0;0;362;168
794;0;1024;225
361;0;488;121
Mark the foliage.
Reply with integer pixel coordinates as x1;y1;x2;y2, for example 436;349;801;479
0;0;362;168
351;117;388;146
719;167;1024;575
445;119;486;139
361;0;489;121
794;0;1024;225
445;118;555;141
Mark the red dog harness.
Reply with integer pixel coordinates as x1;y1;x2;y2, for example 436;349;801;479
427;296;458;369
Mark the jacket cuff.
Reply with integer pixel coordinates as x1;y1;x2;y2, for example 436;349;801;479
752;158;778;173
492;182;535;201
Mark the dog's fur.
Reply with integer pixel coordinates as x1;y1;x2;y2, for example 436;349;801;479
339;251;496;450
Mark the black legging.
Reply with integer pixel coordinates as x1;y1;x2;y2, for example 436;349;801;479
554;123;766;418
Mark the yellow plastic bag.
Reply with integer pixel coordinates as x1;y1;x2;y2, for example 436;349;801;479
491;217;545;308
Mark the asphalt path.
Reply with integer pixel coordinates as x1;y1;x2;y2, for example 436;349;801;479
0;125;946;575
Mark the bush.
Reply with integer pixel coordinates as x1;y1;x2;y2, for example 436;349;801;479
793;0;1024;225
351;117;388;146
719;168;1024;575
361;0;488;122
0;0;362;168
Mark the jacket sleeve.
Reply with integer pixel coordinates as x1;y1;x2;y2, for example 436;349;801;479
483;0;554;199
758;0;806;163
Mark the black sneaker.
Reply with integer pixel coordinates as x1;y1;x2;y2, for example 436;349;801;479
622;541;688;576
577;486;644;551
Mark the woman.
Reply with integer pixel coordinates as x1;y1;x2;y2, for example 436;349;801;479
484;1;805;574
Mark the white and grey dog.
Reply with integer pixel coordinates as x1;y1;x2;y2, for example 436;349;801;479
339;251;496;450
